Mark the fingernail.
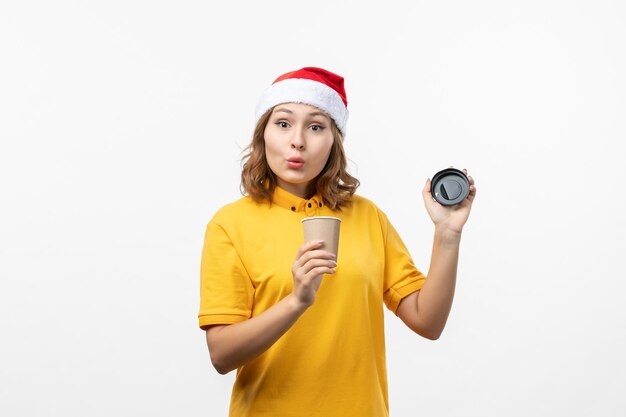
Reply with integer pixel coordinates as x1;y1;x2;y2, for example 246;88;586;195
330;260;337;265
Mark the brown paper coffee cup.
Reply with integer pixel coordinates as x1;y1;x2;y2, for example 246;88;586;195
301;216;341;261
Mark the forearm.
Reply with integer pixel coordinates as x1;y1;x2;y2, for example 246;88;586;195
208;294;308;374
415;227;461;339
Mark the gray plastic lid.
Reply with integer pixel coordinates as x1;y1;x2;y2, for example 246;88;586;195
431;168;470;206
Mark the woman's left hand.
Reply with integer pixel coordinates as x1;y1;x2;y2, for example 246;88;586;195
422;167;477;234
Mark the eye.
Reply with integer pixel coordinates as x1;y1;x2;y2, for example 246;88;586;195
275;121;289;128
311;124;325;132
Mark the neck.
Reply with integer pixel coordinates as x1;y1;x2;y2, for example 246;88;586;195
277;179;316;199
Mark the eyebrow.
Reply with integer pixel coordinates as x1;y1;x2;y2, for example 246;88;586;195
274;108;330;119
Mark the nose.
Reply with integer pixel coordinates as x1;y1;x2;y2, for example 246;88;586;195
290;128;305;150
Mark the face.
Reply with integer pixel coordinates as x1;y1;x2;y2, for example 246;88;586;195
264;102;335;198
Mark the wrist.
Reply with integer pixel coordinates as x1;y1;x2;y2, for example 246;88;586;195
287;293;310;314
434;226;462;244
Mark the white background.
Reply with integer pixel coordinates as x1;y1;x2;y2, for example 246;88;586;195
1;1;625;416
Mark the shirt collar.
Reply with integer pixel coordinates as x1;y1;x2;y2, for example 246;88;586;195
271;184;325;215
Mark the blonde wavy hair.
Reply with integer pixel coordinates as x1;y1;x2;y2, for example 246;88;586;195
240;106;360;211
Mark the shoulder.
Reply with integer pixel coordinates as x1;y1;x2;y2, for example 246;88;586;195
349;193;386;216
208;195;263;227
343;193;390;227
348;192;375;209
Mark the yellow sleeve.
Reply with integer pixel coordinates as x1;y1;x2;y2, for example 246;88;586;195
198;219;255;330
379;209;427;315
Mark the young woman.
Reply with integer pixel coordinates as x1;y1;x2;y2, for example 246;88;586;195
198;67;477;417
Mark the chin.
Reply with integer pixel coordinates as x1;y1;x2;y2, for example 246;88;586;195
279;172;315;184
282;176;311;185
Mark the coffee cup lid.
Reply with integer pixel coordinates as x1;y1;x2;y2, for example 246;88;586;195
430;168;470;206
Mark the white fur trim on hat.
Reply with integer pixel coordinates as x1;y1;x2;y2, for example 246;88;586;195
254;78;349;137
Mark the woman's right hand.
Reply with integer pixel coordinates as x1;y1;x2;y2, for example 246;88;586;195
291;240;337;308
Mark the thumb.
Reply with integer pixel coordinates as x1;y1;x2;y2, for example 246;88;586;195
423;177;431;195
424;178;438;203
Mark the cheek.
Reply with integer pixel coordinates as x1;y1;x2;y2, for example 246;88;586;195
263;133;279;159
263;139;284;175
316;139;334;163
264;145;279;169
308;147;332;174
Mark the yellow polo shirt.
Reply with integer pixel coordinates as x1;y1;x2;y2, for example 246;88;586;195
198;186;426;417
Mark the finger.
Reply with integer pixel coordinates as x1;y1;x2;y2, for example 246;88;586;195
304;266;336;281
465;170;475;190
301;258;337;274
294;240;324;262
467;185;477;202
298;249;337;265
422;179;432;202
423;177;431;195
467;192;476;203
297;249;337;268
423;177;440;203
304;249;336;260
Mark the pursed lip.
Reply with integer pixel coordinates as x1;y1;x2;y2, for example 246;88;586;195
287;157;304;163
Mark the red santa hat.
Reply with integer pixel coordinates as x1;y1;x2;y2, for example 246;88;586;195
254;67;349;137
